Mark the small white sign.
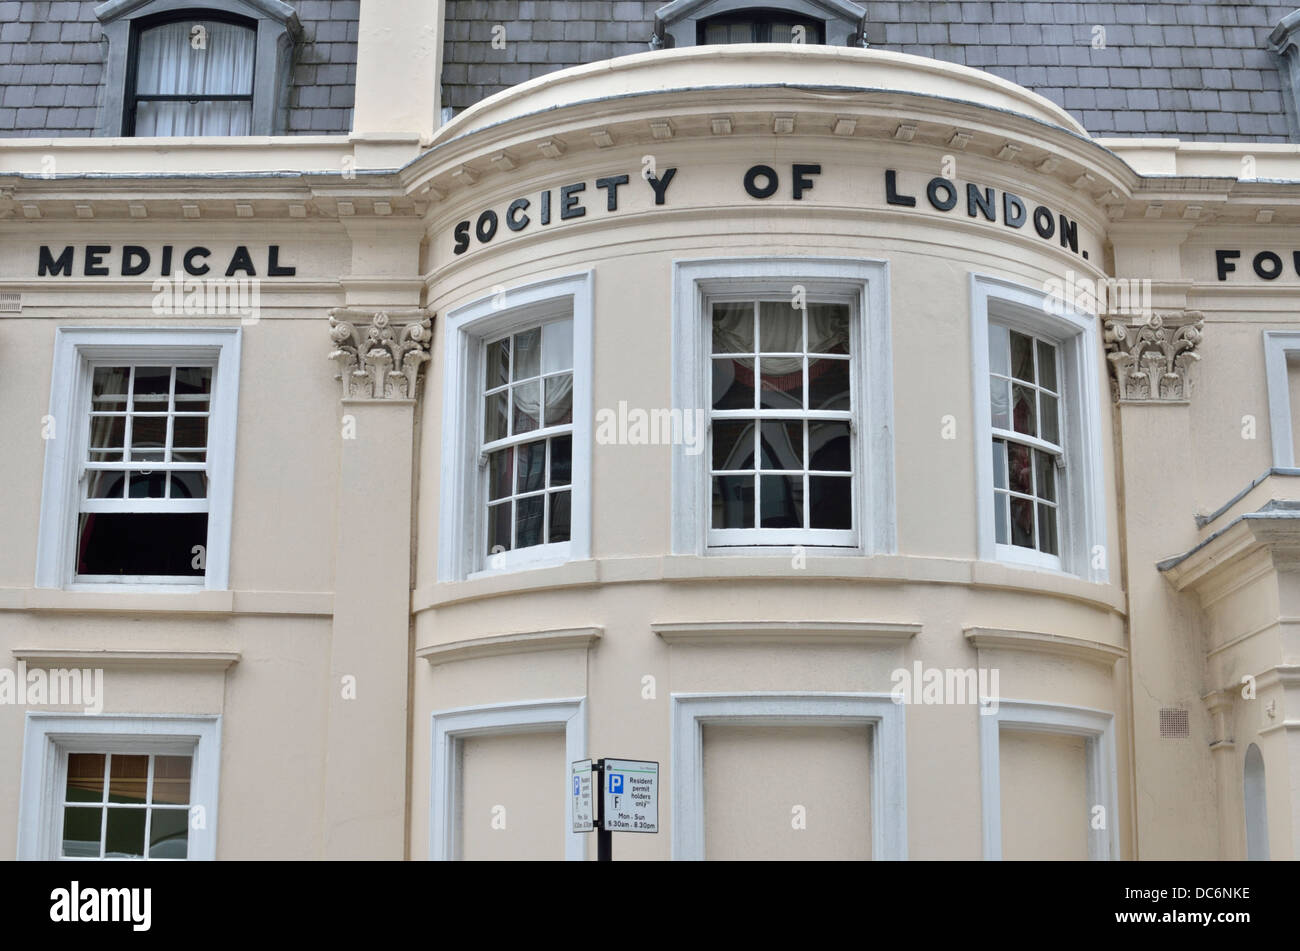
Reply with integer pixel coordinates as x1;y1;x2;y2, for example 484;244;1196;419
602;758;658;833
571;759;594;833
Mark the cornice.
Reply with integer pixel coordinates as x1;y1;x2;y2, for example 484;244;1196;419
11;648;240;671
416;626;603;665
651;620;921;646
1160;502;1300;594
962;626;1127;666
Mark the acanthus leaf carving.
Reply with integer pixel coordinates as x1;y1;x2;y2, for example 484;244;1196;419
1103;310;1203;402
328;308;433;401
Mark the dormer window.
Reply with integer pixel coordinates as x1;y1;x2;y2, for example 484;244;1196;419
653;0;866;49
700;9;825;44
128;16;257;136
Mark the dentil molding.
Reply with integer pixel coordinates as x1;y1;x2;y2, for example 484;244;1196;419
328;308;433;400
1103;310;1204;402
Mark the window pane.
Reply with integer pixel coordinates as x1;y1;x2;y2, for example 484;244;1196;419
1035;450;1057;502
66;753;106;803
550;435;572;487
130;416;168;460
990;377;1010;430
988;324;1010;377
808;421;851;472
759;301;802;353
1012;384;1037;437
152;756;192;805
76;512;208;577
1040;393;1059;445
760;474;803;528
148;809;189;859
168;471;208;500
86;470;127;499
992;440;1007;490
1038;503;1058;555
541;320;573;374
134;100;253;136
1010;496;1034;548
484;391;508;442
808;357;850;410
548;491;571;543
1008;443;1032;495
513;328;541;380
104;808;146;858
515;495;544;548
136;21;255;95
92;367;129;411
1010;332;1035;383
89;415;126;450
759;357;803;410
174;367;212;405
808;304;849;354
712;357;755;410
487;502;511;554
544;374;573;427
488;448;512;501
809;475;852;529
512;380;541;434
173;416;209;449
1037;340;1058;392
62;807;102;857
128;470;168;499
712;475;754;529
994;492;1009;544
712;302;754;353
109;754;149;804
516;441;545;494
132;367;172;404
485;338;510;389
713;420;754;471
760;420;802;469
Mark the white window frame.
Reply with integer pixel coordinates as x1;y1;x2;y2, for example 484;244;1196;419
1262;331;1300;468
977;699;1117;861
670;691;907;860
35;328;241;592
17;713;222;861
971;274;1106;582
429;697;587;861
438;273;593;581
672;258;895;557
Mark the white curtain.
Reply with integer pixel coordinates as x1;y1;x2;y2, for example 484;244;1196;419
712;303;849;374
135;20;255;136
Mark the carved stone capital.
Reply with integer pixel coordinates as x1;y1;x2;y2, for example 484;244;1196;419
1103;310;1204;402
328;308;432;400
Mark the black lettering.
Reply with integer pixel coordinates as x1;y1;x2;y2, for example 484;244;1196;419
1215;249;1240;281
160;245;173;274
926;177;957;211
506;198;530;232
1032;206;1055;239
1058;215;1078;253
645;167;677;205
885;169;916;207
184;247;210;276
267;245;296;276
541;190;551;225
967;184;995;221
560;182;586;220
595;175;629;211
452;221;471;255
1003;193;1026;228
743;164;779;199
84;246;110;277
791;163;821;200
121;246;150;277
37;245;73;277
225;245;256;277
476;210;499;242
1253;251;1282;280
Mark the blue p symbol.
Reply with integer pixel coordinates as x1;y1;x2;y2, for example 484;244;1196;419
610;774;624;794
573;776;580;795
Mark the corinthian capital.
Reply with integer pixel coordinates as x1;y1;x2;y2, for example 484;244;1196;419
328;308;433;400
1103;310;1204;402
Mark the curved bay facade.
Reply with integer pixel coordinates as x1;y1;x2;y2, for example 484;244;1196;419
1;0;1299;861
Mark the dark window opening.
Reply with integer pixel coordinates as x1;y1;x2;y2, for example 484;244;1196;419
76;513;208;578
698;9;825;45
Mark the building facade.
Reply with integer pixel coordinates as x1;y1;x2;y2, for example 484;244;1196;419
1;0;1299;860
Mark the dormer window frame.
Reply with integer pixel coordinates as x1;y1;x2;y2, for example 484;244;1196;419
94;0;301;137
652;0;867;49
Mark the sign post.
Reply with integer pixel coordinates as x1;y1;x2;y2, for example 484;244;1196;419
571;756;658;861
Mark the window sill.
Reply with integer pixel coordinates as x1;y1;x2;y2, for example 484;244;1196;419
0;587;334;617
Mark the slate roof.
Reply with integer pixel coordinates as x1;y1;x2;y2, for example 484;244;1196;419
441;0;1299;142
